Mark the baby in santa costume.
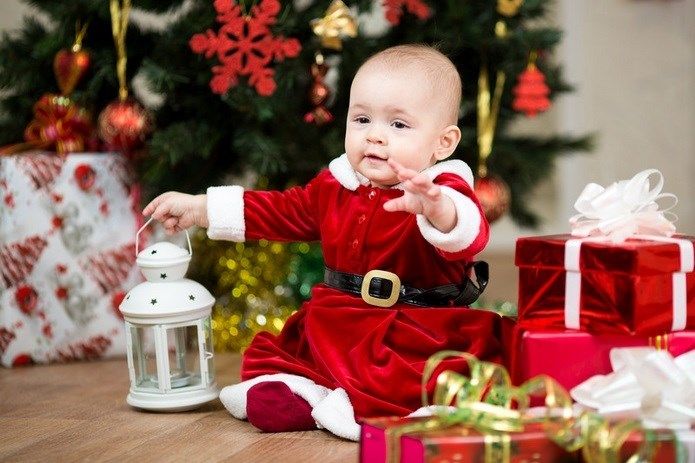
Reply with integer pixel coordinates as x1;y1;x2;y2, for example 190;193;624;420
143;44;506;440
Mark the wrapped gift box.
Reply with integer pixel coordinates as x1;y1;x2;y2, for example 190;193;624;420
618;429;695;463
515;234;695;336
510;327;695;391
360;416;577;463
0;151;142;366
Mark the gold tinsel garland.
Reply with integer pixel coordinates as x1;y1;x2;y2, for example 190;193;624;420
189;229;320;352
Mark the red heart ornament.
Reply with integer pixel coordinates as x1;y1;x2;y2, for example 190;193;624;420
53;48;91;95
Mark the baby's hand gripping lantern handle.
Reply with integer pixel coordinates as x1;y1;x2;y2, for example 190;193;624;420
135;217;193;257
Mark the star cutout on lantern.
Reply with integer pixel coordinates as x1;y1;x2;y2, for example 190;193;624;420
160;273;167;279
189;295;195;301
189;0;301;96
151;298;157;305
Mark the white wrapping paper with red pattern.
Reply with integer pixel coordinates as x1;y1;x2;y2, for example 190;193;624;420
0;151;143;366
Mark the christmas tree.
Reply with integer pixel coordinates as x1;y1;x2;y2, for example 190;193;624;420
1;0;590;226
0;0;591;350
0;1;167;149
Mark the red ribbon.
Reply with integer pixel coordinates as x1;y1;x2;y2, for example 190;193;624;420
0;94;94;156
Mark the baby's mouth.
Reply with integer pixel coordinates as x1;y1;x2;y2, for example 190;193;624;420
364;153;387;161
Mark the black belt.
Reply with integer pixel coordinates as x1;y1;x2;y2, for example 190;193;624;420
323;262;488;308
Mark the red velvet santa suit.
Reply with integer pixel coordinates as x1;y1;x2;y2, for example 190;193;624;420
208;154;506;439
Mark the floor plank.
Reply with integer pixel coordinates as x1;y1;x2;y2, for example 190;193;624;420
0;353;358;462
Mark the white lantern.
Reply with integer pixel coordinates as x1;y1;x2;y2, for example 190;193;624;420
119;219;219;411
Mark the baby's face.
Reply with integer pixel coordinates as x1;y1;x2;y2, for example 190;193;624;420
345;65;447;188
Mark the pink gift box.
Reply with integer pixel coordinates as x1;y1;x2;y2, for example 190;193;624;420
510;326;695;391
360;417;576;463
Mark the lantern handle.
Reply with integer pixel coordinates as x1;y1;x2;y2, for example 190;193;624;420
136;217;192;257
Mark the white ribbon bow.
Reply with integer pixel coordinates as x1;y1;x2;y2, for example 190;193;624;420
570;169;678;243
571;347;695;429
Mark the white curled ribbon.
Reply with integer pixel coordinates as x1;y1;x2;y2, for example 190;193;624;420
570;169;678;243
571;347;695;429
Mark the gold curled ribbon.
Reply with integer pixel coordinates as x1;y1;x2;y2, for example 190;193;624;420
109;0;131;101
384;350;658;463
310;0;357;51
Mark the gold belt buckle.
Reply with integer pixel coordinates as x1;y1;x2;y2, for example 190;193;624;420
361;270;401;308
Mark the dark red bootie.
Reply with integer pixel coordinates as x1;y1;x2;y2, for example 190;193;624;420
246;381;317;432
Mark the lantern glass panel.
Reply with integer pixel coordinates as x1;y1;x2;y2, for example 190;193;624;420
203;316;215;384
166;325;201;389
130;325;158;390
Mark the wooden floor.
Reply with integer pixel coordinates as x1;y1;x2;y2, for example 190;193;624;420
0;353;358;462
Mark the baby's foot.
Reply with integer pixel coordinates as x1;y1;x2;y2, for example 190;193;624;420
246;381;318;432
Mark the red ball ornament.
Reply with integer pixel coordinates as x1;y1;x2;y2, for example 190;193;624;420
74;163;96;191
15;285;38;316
98;99;153;152
474;175;511;224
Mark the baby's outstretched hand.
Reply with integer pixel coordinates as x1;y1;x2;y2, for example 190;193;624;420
383;159;457;233
142;192;208;235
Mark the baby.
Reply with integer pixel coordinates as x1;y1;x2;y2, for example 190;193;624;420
144;44;505;440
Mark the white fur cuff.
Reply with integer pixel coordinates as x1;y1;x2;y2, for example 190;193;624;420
219;375;361;441
206;185;245;241
311;388;360;441
416;186;482;253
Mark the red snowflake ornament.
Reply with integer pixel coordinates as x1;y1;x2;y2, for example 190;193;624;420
383;0;431;26
190;0;301;96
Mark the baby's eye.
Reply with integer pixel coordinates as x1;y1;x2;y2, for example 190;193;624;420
392;120;410;129
354;116;370;124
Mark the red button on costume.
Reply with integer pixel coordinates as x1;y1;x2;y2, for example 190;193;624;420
208;155;505;420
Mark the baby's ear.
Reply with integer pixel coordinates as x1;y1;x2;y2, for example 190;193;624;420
434;125;462;161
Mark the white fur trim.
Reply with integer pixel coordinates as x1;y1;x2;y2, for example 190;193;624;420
206;185;245;241
218;373;331;420
311;388;361;441
328;154;475;191
328;154;369;191
416;186;482;253
420;159;474;189
220;375;361;441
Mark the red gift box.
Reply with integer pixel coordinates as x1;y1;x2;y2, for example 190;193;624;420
617;429;695;463
510;326;695;391
360;416;577;463
515;234;695;335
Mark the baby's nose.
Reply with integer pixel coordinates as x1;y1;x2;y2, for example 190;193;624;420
366;126;385;144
